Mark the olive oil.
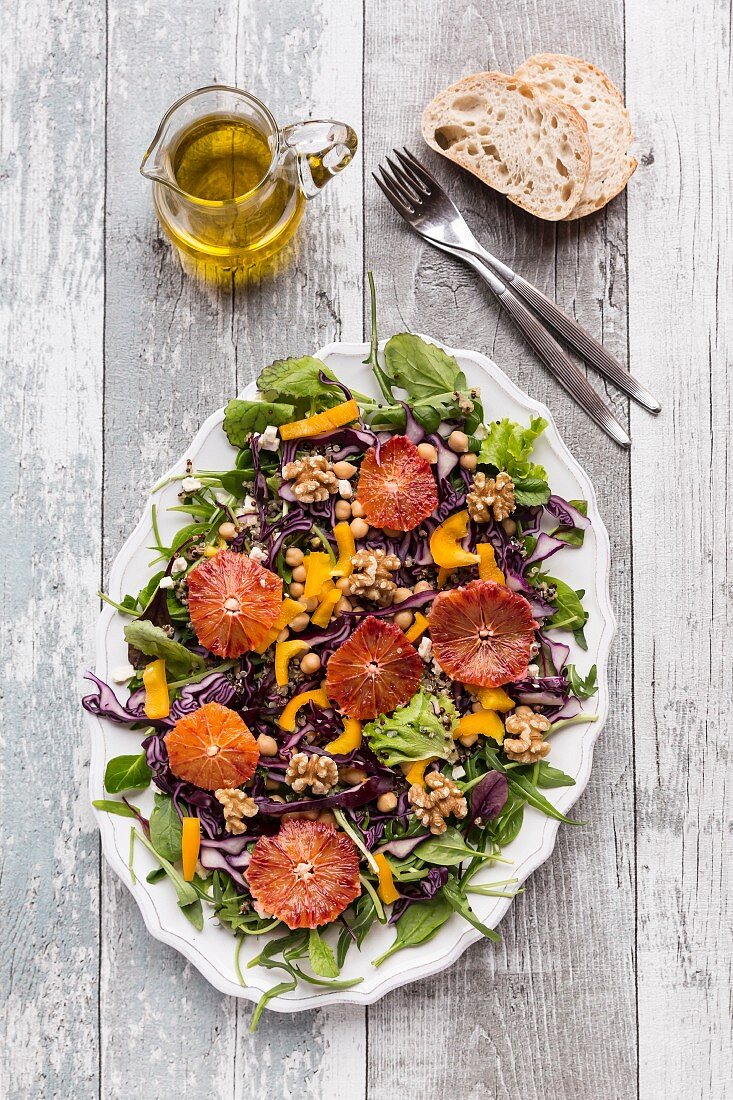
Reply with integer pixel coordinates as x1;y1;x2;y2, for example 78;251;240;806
154;114;305;269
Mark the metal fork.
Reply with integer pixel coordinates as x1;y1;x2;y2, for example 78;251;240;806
375;149;658;446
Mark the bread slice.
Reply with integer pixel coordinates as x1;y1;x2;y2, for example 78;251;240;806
515;53;636;219
421;72;591;221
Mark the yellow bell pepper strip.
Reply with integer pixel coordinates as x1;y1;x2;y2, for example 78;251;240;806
203;544;220;558
278;688;330;732
374;853;400;905
476;542;506;584
403;757;434;786
303;552;332;598
453;709;505;744
311;587;342;628
279;399;360;441
253;597;305;654
436;567;453;589
181;817;201;882
143;659;170;720
405;611;430;643
468;685;515;712
275;639;310;687
324;718;363;755
330;522;356;578
429;510;480;569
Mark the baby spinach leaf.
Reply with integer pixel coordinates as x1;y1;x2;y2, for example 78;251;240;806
486;797;525;846
534;763;576;789
545;578;589;635
223;399;295;447
308;929;340;978
567;663;598;700
123;620;205;680
257;356;342;414
104;752;152;794
383;333;463;400
149;793;183;862
415;827;491;867
372;893;453;966
146;867;167;884
92;798;141;819
132;829;203;930
441;881;502;941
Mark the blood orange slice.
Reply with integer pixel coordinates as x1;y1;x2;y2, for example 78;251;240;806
430;580;538;688
188;549;282;657
246;820;361;929
356;435;438;531
326;615;423;719
164;701;260;791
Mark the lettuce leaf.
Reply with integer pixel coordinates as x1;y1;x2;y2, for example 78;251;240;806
123;620;206;679
363;690;458;766
478;416;550;505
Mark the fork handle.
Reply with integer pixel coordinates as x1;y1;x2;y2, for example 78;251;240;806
461;254;631;448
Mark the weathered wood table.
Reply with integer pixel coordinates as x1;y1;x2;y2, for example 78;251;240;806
2;0;730;1096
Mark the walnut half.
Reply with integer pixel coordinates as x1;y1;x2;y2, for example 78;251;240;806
503;705;551;763
285;751;339;795
467;471;516;523
215;787;258;834
282;454;338;503
408;772;468;835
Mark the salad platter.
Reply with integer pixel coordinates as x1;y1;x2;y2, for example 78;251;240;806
83;292;614;1019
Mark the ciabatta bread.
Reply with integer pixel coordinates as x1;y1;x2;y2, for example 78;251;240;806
514;53;636;219
421;72;591;221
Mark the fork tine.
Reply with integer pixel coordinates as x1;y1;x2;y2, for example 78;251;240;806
384;155;423;204
372;170;415;217
393;148;432;195
400;147;444;192
377;164;417;213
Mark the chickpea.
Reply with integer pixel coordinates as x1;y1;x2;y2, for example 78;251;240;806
383;527;401;538
289;612;310;632
257;733;279;757
393;586;412;604
460;452;478;471
265;777;282;790
414;580;432;593
300;652;321;675
350;517;369;539
289;582;305;598
218;521;237;541
334;500;352;521
335;576;351;592
284;546;304;567
417;442;438;464
376;792;398;813
318;809;337;826
336;596;352;613
341;766;368;785
350;500;365;519
393;609;414;630
502;518;518;536
332;460;358;480
291;564;307;583
276;628;290;643
300;595;318;613
458;732;478;748
447;429;469;454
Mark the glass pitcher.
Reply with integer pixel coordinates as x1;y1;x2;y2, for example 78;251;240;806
141;86;357;270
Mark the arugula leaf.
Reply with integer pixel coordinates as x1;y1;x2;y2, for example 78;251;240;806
132;829;204;930
415;826;492;867
545;578;589;635
486;797;525;846
149;793;183;862
92;799;141;819
308;929;340;978
534;763;576;789
337;895;377;967
383;333;463;400
364;690;458;766
123;620;205;680
250;980;298;1031
441;882;501;942
478;417;550;505
104;752;152;794
372;893;453;966
506;771;582;825
223;399;295;446
257;356;342;414
567;663;598;700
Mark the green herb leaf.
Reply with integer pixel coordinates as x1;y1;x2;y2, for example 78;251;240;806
567;663;598;700
478;417;550;505
415;826;491;867
104;752;152;794
146;867;167;884
92;798;140;819
383;333;463;400
534;763;576;789
149;793;183;862
123;620;205;679
337;894;377;967
250;980;297;1032
442;881;502;942
307;929;341;978
257;356;342;414
223;399;295;446
545;578;588;635
132;829;203;930
364;690;458;766
372;893;453;967
506;771;582;825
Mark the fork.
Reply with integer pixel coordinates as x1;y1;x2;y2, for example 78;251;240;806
375;149;659;446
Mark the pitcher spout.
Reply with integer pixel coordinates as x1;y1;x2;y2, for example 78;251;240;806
140;128;177;190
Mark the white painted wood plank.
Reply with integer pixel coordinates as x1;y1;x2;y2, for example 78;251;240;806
364;2;637;1096
0;2;105;1097
626;1;733;1097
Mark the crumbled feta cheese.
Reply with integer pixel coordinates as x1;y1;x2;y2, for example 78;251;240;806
337;478;353;498
171;556;187;575
112;663;135;684
249;546;266;563
417;637;433;662
527;663;540;678
259;425;280;452
452;764;466;780
158;576;175;589
181;476;202;493
237;495;259;525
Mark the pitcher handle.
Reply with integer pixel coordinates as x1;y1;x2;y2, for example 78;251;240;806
281;120;358;198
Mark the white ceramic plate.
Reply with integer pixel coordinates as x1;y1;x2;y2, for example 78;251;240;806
85;338;615;1012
